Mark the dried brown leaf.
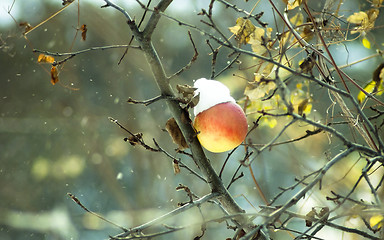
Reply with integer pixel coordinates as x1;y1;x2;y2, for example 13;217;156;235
50;66;59;85
173;159;181;175
176;84;199;108
298;98;310;116
165;118;188;150
305;208;317;227
19;22;33;34
80;24;87;41
299;52;317;74
319;207;330;222
125;133;143;146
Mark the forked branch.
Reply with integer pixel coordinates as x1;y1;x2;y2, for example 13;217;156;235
103;0;256;237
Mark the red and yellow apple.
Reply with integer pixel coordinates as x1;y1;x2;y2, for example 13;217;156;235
193;78;248;153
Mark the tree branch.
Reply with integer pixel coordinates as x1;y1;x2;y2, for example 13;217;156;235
240;146;357;240
103;0;255;235
111;193;218;239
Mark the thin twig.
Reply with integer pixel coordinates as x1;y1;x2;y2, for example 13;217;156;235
153;139;207;183
108;117;160;152
241;146;357;240
67;193;128;232
33;44;140;62
206;39;218;79
111;193;219;239
127;95;166;106
169;31;199;79
117;0;152;65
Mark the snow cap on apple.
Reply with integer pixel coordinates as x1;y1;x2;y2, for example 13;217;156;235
193;78;248;153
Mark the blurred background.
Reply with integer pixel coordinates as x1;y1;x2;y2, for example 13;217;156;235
0;0;383;239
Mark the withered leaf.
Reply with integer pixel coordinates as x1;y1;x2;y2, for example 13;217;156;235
299;52;317;74
176;84;199;108
245;78;276;100
62;0;75;5
319;207;330;222
298;98;310;116
50;66;59;85
229;17;256;45
176;84;196;98
165;117;188;150
80;24;87;41
124;132;143;146
305;208;317;227
372;0;384;7
189;94;200;108
173;159;181;175
347;9;379;34
282;0;302;10
19;22;32;34
38;54;55;64
372;63;384;84
235;229;246;240
176;183;190;192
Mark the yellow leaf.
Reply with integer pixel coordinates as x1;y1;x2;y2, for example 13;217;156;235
374;82;383;96
347;9;379;34
267;118;277;128
290;83;312;115
296;83;303;90
261;62;275;77
279;32;290;48
229;17;256;45
298;98;312;116
284;0;302;10
248;27;267;55
244;89;280;128
362;37;371;49
245;79;276;100
367;8;380;23
245;62;277;100
357;80;384;103
229;17;269;54
370;215;384;228
266;27;273;39
358;63;384;103
347;11;369;25
358;81;375;103
372;0;384;7
380;67;384;81
37;54;55;64
290;12;304;26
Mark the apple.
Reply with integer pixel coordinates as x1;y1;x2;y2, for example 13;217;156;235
193;78;248;153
